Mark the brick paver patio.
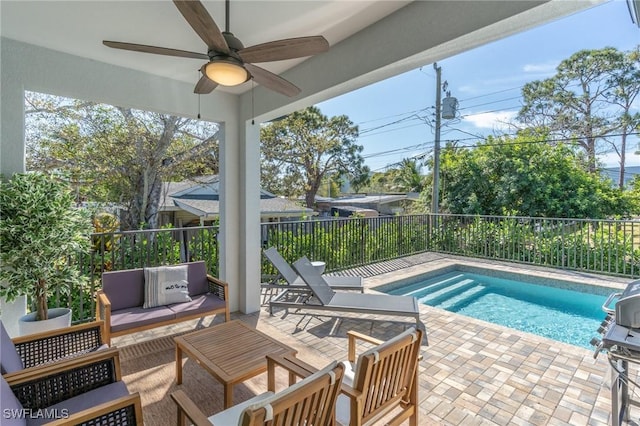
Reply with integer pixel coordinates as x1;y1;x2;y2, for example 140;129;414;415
114;254;636;425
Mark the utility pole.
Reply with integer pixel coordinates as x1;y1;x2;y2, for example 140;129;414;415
431;63;442;214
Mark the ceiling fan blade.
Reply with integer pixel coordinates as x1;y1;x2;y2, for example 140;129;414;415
245;63;301;97
238;36;329;63
103;41;209;60
194;74;217;94
173;0;229;54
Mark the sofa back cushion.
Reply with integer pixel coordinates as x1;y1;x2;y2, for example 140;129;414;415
0;321;24;374
186;261;209;296
143;265;192;309
102;262;210;310
102;268;145;311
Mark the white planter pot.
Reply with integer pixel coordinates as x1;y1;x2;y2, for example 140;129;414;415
18;308;72;336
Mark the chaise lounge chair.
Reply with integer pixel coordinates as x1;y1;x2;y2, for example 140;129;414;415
269;256;426;335
263;247;364;292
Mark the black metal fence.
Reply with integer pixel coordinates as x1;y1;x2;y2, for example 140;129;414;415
58;214;638;322
428;215;639;277
262;214;639;279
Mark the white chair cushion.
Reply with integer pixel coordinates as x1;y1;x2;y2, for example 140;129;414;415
336;393;351;426
236;360;340;425
335;360;355;425
207;392;274;425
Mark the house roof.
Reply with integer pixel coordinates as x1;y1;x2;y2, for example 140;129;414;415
327;194;417;206
160;176;313;218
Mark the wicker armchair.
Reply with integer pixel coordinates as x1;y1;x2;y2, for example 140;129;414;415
2;347;143;425
1;320;106;374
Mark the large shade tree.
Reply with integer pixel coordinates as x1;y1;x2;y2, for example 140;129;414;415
26;92;219;230
438;131;633;218
517;46;640;182
260;106;368;207
605;46;640;188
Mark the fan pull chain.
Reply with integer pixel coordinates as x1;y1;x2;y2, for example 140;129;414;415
251;80;255;125
196;69;201;119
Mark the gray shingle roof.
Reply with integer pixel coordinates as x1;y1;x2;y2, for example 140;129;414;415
159;176;312;217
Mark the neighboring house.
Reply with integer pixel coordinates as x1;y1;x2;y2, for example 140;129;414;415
316;193;420;217
159;176;314;226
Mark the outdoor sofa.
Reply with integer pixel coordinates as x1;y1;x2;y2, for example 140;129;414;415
96;261;230;344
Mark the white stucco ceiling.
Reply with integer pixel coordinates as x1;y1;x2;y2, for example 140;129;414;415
0;1;410;94
0;0;605;122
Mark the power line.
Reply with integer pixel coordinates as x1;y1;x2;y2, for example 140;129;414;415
360;113;427;134
457;95;524;111
355;107;433;126
358;121;430;138
362;141;434;159
445;131;640;150
457;85;524;102
459;105;522;118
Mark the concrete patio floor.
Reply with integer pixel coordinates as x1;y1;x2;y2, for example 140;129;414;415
113;254;636;425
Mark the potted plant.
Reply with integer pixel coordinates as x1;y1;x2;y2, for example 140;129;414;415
0;172;92;334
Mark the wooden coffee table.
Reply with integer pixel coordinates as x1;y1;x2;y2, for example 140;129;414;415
175;320;297;408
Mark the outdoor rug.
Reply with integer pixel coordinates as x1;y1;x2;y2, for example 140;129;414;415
119;332;273;425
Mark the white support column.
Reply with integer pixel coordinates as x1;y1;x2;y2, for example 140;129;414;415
239;120;261;313
0;53;28;335
0;55;26;175
218;118;261;314
218;122;240;313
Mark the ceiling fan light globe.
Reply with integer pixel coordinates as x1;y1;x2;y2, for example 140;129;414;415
205;61;249;86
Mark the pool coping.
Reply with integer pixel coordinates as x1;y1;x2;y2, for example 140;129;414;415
365;256;630;295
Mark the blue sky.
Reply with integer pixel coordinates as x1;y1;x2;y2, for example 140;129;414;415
316;0;640;172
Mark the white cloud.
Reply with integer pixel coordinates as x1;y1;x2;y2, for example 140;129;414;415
599;151;640;167
458;85;477;94
464;111;518;131
523;61;559;74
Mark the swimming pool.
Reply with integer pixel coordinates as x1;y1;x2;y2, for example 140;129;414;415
378;269;612;349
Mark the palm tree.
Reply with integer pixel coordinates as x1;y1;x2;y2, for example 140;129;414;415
391;159;425;192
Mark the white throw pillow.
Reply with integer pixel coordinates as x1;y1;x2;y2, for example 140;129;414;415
143;265;192;309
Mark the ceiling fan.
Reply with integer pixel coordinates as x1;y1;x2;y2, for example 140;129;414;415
103;0;330;97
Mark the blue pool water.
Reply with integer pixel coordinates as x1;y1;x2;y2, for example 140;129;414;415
381;270;609;349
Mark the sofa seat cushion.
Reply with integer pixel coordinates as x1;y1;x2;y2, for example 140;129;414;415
110;306;176;333
27;381;129;426
168;294;227;319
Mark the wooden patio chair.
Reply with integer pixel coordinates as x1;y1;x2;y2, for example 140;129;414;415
273;327;423;426
171;360;344;426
